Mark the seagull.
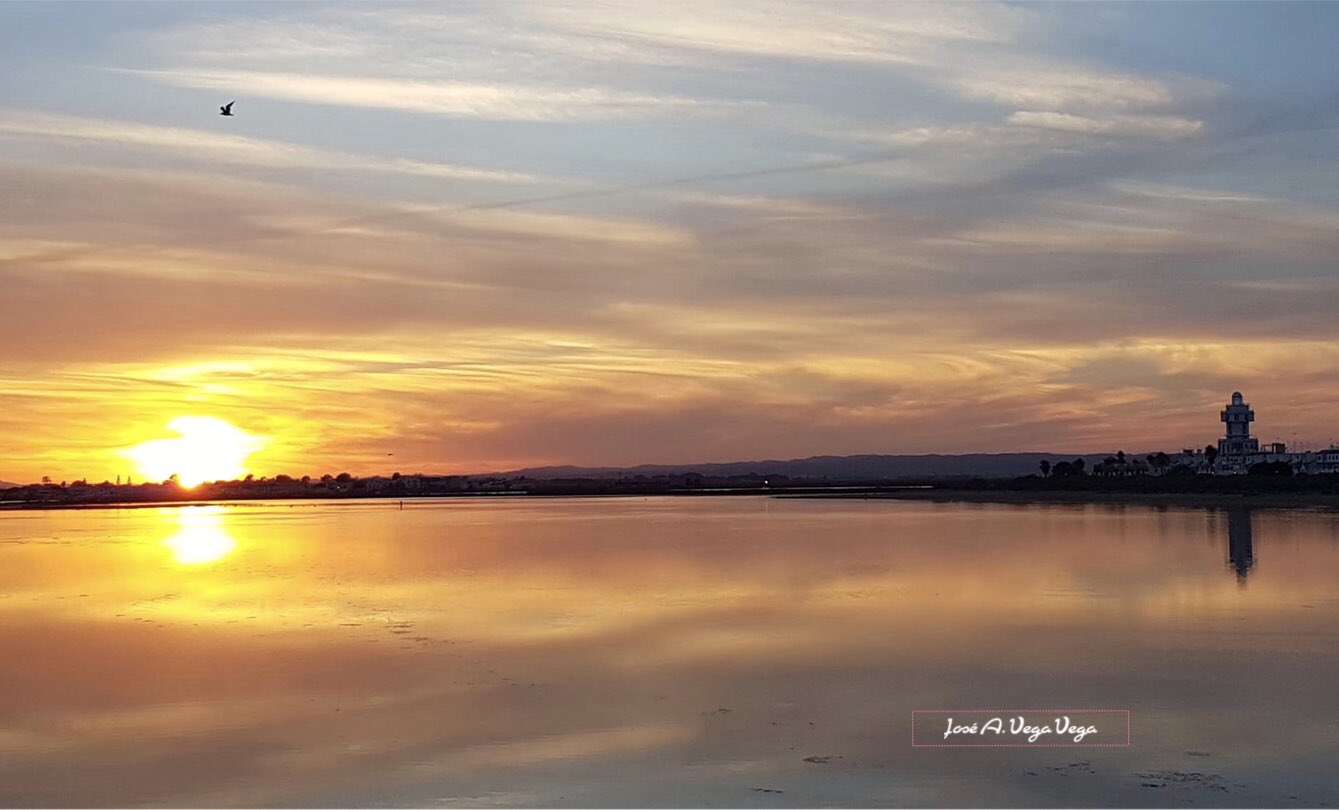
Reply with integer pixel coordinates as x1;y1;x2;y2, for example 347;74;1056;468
219;101;235;117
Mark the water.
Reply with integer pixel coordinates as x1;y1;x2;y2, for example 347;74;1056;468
1;497;1338;807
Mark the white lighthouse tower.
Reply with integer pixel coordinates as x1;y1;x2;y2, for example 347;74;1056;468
1218;391;1259;466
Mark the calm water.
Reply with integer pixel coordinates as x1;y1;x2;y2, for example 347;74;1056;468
2;497;1338;807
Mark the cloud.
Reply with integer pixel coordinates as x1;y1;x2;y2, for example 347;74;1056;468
425;206;692;247
528;0;1026;63
125;68;754;122
940;222;1191;254
1008;110;1205;139
514;0;1221;131
126;1;1207;140
951;65;1177;111
4;2;1339;482
0;109;542;183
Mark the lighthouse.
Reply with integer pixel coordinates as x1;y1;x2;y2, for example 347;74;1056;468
1218;391;1260;461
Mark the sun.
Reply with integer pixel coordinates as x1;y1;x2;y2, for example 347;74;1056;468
122;416;266;487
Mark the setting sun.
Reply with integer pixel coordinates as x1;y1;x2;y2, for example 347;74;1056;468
122;416;266;487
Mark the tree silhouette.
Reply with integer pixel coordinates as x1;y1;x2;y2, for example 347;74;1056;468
1039;459;1051;478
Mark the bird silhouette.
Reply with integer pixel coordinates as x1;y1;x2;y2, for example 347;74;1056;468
219;101;235;117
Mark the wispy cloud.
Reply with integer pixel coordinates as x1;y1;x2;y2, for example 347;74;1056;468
1007;111;1205;140
3;1;1339;481
0;109;542;182
528;0;1026;63
950;64;1178;111
124;68;755;122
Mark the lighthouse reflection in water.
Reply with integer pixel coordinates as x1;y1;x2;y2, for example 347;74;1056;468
1227;507;1255;584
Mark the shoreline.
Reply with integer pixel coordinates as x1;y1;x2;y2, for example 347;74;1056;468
788;488;1339;510
0;485;926;512
6;484;1339;511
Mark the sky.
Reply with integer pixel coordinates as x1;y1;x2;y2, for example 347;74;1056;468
3;1;1339;483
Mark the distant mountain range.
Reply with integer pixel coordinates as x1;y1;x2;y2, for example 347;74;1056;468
0;452;1149;493
502;452;1128;481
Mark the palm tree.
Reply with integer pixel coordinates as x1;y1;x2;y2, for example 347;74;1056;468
1039;459;1051;478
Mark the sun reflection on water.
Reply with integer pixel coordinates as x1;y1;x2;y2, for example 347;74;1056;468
3;500;1339;807
163;507;236;565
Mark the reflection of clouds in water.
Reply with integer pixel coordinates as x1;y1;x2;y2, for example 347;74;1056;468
3;499;1339;806
163;507;236;565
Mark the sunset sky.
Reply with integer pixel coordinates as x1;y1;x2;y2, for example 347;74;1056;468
3;1;1339;484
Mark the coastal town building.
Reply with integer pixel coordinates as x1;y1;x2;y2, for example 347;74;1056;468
1181;390;1339;475
1217;391;1259;472
1314;448;1339;475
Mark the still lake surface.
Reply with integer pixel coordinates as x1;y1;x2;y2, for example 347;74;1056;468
2;496;1338;807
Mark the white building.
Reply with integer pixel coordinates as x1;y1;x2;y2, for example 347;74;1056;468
1159;394;1337;476
1217;391;1259;471
1208;391;1339;475
1313;447;1339;475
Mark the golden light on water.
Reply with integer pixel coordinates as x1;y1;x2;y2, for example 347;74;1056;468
163;507;236;565
122;416;266;487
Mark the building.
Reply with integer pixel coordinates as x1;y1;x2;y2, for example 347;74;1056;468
1214;391;1301;474
1217;391;1259;472
1314;447;1339;475
1204;391;1339;475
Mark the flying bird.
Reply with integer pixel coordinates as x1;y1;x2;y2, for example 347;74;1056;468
219;101;235;117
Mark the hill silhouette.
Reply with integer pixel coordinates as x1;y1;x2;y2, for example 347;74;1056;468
502;452;1122;481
